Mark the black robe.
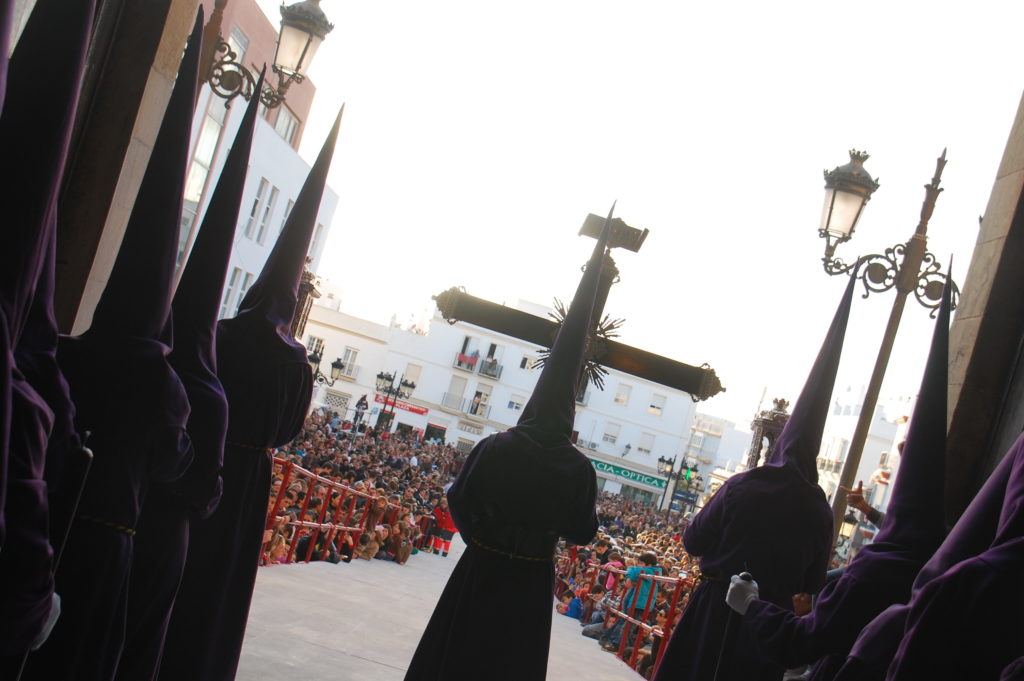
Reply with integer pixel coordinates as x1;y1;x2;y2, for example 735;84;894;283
404;428;598;681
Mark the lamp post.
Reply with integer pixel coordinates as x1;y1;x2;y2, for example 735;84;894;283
307;351;345;386
657;456;677;511
374;370;417;430
818;149;959;547
204;0;334;108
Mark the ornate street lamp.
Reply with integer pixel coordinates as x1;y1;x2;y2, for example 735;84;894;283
206;0;334;108
374;370;417;429
817;149;959;546
819;150;881;260
307;351;344;386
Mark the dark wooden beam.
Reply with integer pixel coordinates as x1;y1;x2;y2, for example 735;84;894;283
433;287;725;401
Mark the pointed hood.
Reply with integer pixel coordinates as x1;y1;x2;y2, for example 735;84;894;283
87;8;203;341
215;107;343;447
870;279;950;551
766;275;856;483
0;0;95;342
166;70;263;516
232;104;343;335
173;68;263;352
516;204;613;439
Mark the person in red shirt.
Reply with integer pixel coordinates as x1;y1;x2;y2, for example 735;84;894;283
428;497;458;557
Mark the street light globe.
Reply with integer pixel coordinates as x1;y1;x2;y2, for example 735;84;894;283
329;357;345;381
275;0;334;80
819;150;880;256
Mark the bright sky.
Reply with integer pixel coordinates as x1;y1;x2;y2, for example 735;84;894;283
264;0;1023;427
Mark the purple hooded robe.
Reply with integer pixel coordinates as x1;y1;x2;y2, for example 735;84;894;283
739;280;951;681
652;276;855;681
834;432;1024;681
159;107;343;681
23;14;201;681
402;207;612;681
0;0;92;663
115;68;264;681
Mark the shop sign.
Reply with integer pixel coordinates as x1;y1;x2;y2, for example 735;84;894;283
375;394;428;415
589;459;665;490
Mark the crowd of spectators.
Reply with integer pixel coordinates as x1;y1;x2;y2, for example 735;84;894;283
554;495;701;679
261;409;704;678
262;407;467;567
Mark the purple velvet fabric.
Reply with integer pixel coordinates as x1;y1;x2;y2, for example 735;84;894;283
23;15;202;681
159;108;342;681
0;0;92;666
740;281;951;678
404;430;598;681
405;211;610;680
835;435;1024;681
654;279;854;681
115;70;264;681
884;537;1024;681
0;0;93;548
653;464;834;681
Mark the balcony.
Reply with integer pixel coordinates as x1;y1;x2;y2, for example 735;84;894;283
442;392;465;411
478;357;503;380
440;392;491;419
453;352;478;372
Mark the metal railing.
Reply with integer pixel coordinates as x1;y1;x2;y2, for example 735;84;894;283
478;358;503;379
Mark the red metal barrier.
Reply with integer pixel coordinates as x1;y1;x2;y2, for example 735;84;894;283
262;457;405;566
557;557;694;678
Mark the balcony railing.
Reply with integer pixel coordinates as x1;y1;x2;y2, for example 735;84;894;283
478;358;503;379
442;392;465;411
440;392;492;419
339;363;359;380
453;352;478;372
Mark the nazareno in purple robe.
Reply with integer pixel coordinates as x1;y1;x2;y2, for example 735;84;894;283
880;407;1024;681
0;0;92;664
158;107;343;681
114;69;264;681
739;281;951;681
22;14;202;681
403;206;613;681
653;275;855;681
833;433;1024;681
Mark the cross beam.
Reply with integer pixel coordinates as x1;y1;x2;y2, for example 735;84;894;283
433;287;725;402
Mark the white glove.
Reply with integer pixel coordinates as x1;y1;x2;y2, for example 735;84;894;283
31;593;61;650
725;574;759;615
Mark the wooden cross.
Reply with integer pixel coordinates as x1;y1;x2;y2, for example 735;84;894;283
433;214;725;402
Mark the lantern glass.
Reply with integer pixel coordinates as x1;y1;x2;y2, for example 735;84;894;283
274;22;322;78
820;186;868;240
329;358;345;381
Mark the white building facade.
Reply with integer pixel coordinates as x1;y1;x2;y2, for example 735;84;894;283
177;0;339;319
304;298;700;506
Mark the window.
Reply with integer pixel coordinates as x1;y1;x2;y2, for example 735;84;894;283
306;335;325;356
177;100;229;264
274;106;300;145
649;394;667;416
342;347;359;368
279;199;294;236
404;363;422;384
520;355;536;369
243;178;269;239
614;383;631;406
220;267;242;318
227;26;249;62
508;394;526;411
309;222;324;257
602;422;621;445
234;272;254;315
638;432;655;455
255;185;279;245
